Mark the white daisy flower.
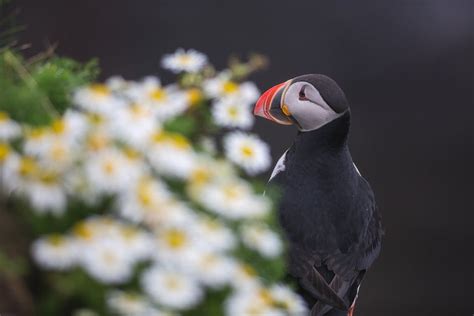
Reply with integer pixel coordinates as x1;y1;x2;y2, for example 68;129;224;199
153;223;203;266
108;104;161;149
117;178;171;223
73;83;126;115
194;217;236;252
241;224;283;258
269;284;307;315
223;131;271;175
117;226;155;262
105;76;130;92
225;287;282;316
193;252;235;288
197;179;270;219
23;177;67;215
7;156;67;214
147;132;197;179
31;234;77;270
230;262;260;290
0;112;21;140
0;144;22;192
80;238;133;284
141;265;203;310
203;72;259;104
211;97;254;129
84;148;144;194
126;77;188;122
161;48;207;73
107;291;157;316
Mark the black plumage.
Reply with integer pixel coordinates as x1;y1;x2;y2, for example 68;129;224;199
267;78;383;315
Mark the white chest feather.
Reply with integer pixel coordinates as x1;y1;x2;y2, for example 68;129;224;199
269;150;288;181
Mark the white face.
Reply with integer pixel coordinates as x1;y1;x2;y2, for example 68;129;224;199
283;81;344;131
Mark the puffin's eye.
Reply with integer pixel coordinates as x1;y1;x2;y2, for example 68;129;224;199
299;87;308;100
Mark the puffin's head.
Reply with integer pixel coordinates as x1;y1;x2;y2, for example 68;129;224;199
254;74;349;131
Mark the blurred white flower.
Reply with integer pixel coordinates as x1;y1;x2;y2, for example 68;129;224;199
107;291;160;316
223;131;271;175
32;235;77;270
194;217;236;252
142;265;203;310
81;238;133;284
117;226;154;262
73;84;126;114
212;97;254;129
0;112;21;140
126;77;188;122
226;284;307;316
241;224;283;258
269;284;308;315
161;48;207;73
197;179;270;219
105;76;130;92
193;252;235;288
147;133;197;179
203;72;259;104
85;148;144;194
117;178;172;223
23;177;67;215
153;223;203;265
109;104;161;149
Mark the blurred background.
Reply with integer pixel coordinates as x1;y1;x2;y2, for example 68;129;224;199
4;0;473;315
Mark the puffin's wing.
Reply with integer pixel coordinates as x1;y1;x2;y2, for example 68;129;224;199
323;176;382;279
288;246;351;310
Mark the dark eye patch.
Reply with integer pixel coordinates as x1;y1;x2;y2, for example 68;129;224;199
299;86;308;100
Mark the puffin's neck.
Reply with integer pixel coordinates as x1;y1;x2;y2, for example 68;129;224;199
293;110;351;156
287;110;355;184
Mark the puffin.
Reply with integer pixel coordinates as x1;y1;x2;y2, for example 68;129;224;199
254;74;383;316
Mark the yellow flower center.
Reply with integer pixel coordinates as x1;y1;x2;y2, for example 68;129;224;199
28;128;46;139
102;160;116;175
137;183;153;206
227;106;239;119
51;119;66;134
241;145;255;158
165;276;182;290
187;88;203;106
19;157;37;176
90;84;110;97
258;289;274;305
73;222;94;240
88;133;108;151
121;227;138;240
50;143;66;161
223;81;238;94
47;234;65;246
191;168;211;184
164;229;187;249
177;55;192;65
0;112;9;122
0;143;10;161
102;251;118;264
242;264;256;277
88;113;104;125
38;171;59;184
149;88;167;102
224;185;241;199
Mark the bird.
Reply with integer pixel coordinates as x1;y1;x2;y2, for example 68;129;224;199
253;74;383;316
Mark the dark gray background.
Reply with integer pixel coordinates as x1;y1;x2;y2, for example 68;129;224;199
14;1;474;315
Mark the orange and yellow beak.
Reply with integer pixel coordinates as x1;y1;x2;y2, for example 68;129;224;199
253;80;293;125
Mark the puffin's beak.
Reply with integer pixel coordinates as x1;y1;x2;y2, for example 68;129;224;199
253;80;293;125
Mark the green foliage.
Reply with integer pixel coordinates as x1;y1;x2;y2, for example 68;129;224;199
0;50;99;125
0;248;27;276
